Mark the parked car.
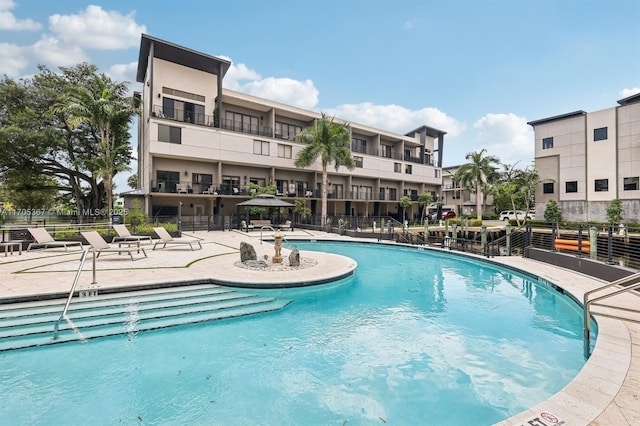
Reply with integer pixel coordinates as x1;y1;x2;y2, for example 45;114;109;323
431;210;456;220
499;210;531;221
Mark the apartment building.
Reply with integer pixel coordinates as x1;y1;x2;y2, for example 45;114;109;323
528;93;640;222
135;34;446;221
441;165;494;217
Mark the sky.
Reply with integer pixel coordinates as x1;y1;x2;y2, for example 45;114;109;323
1;0;639;193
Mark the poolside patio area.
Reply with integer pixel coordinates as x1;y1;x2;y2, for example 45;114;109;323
0;229;638;425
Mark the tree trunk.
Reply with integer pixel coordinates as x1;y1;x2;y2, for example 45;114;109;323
476;182;482;221
321;165;328;227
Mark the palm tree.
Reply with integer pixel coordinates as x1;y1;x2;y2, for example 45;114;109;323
454;149;500;220
294;113;355;226
52;74;135;224
418;191;433;223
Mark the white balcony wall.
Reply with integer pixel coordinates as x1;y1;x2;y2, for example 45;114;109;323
153;59;218;116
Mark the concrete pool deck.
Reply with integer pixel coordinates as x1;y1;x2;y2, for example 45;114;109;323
0;229;638;425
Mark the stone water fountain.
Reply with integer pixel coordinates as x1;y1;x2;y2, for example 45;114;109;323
237;230;306;271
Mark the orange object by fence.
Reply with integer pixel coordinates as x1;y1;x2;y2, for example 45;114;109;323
554;239;590;252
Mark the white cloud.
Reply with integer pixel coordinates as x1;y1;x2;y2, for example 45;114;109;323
49;5;145;50
620;87;640;98
242;78;319;109
221;59;262;89
472;113;534;167
0;42;27;75
220;58;319;109
0;0;42;30
404;19;416;30
106;61;138;84
29;35;88;68
325;102;466;136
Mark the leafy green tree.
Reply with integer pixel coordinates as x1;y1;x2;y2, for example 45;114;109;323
399;195;412;224
543;200;562;222
418;192;433;223
51;72;136;224
3;172;58;223
294;113;355;226
125;199;148;226
454;149;500;220
294;198;311;222
497;163;539;226
606;198;623;225
0;64;133;221
247;183;277;216
127;174;138;189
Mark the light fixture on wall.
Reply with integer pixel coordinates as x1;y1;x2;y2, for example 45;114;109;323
184;171;188;176
157;93;161;98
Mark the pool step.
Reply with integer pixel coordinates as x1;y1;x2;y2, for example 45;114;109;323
0;285;291;351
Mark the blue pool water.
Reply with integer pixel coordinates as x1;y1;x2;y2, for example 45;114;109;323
0;241;589;425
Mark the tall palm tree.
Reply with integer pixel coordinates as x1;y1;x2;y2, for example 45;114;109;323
294;113;355;226
454;149;500;220
52;74;135;224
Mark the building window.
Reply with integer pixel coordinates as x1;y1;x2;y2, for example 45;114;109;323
543;182;554;194
253;140;270;156
158;124;181;144
565;181;577;193
623;176;639;191
277;144;292;158
405;164;412;174
435;169;441;178
394;163;402;173
352;138;367;154
275;122;302;140
192;173;213;193
354;156;363;168
156;170;180;193
542;137;554;149
163;97;205;124
388;188;397;201
225;111;259;134
594;127;608;141
594;179;609;192
222;175;241;194
381;145;392;158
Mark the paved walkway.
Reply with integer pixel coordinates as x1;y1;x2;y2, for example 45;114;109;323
0;229;638;425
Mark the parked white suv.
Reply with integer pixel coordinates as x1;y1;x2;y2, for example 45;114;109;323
499;210;531;221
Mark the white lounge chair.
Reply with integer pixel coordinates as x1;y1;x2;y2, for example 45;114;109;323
81;231;147;261
112;224;153;244
152;227;202;251
27;228;83;252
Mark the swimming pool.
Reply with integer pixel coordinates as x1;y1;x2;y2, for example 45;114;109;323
0;241;590;425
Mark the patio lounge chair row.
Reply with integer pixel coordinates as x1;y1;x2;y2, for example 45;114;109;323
25;226;202;261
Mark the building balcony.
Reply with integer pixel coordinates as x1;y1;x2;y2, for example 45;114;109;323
152;105;273;138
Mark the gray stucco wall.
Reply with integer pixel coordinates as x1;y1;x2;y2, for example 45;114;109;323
537;200;640;222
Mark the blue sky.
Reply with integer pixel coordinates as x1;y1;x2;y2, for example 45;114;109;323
1;0;639;191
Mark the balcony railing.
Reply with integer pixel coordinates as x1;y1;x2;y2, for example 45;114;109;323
152;180;219;194
219;118;273;138
152;105;273;138
152;105;213;126
151;105;438;169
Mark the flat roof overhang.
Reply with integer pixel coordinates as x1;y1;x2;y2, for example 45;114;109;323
527;110;586;127
136;34;231;83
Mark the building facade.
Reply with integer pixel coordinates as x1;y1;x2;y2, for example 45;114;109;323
135;35;446;221
441;165;495;218
528;93;640;222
